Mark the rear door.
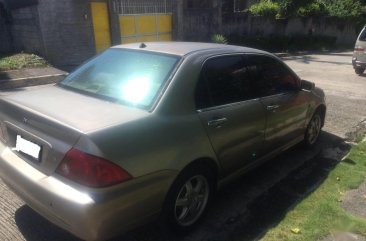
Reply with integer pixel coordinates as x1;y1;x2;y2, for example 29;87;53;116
245;54;308;152
195;55;266;175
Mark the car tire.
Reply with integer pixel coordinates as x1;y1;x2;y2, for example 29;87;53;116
355;68;365;75
161;164;214;233
303;111;322;148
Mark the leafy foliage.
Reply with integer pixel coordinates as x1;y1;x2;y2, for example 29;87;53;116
247;0;365;19
323;0;363;19
248;0;280;18
211;34;228;44
296;2;326;17
0;53;49;71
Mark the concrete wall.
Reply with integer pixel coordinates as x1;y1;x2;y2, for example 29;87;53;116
5;0;96;67
0;8;12;53
174;7;358;46
221;14;357;45
10;6;44;55
36;0;95;67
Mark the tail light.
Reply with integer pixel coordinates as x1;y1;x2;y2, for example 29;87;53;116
354;46;365;52
56;148;132;188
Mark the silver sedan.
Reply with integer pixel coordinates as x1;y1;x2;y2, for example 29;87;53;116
0;42;326;241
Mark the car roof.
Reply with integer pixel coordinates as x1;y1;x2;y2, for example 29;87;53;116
112;42;268;57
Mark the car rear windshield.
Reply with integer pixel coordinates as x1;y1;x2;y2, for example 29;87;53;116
59;48;180;110
359;27;366;41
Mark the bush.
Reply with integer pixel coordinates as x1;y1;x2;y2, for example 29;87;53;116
247;0;365;20
296;2;327;17
248;0;280;18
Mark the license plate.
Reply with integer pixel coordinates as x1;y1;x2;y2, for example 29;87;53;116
15;135;41;160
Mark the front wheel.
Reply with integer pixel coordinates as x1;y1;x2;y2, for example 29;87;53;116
303;112;322;147
162;166;214;232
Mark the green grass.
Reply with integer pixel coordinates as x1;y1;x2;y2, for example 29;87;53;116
0;53;49;71
260;142;366;241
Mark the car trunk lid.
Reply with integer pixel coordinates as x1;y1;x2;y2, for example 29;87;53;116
0;85;148;175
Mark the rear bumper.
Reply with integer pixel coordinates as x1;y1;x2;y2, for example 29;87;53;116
0;142;177;241
352;58;366;69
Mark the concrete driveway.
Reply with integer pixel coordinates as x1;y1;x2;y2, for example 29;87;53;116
283;51;366;138
0;51;365;241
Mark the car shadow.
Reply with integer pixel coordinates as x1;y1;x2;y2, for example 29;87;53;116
14;206;82;241
14;131;349;241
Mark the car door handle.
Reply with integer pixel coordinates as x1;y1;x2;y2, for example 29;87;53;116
267;105;280;111
208;118;227;128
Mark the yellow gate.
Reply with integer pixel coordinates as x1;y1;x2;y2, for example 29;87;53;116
119;14;172;44
91;2;111;53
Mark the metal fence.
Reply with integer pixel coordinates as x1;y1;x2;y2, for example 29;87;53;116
111;0;173;14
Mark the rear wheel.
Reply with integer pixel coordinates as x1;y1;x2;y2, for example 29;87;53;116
355;68;365;75
304;112;322;147
162;165;214;232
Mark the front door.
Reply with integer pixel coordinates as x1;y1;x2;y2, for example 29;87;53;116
245;54;308;152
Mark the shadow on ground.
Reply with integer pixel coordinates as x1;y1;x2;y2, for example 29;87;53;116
14;131;350;241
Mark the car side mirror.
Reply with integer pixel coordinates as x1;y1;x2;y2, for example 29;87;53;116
301;79;315;91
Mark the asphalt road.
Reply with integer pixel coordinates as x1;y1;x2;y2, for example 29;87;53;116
0;51;365;241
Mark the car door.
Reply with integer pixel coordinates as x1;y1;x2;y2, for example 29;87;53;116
245;54;309;153
195;55;266;175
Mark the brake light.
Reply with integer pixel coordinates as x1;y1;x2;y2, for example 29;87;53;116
354;46;365;52
56;148;132;188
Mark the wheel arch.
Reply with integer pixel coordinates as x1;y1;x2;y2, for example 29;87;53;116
163;157;219;205
315;104;326;127
160;157;219;229
177;157;219;189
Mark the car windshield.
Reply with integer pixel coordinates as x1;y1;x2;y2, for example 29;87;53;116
59;48;181;110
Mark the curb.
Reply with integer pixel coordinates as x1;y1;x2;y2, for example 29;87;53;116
0;73;66;90
275;49;353;58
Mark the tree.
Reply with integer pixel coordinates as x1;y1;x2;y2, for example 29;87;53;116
248;0;364;19
322;0;363;18
276;0;314;17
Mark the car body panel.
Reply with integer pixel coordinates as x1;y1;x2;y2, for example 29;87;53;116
353;26;366;69
260;91;309;152
197;100;266;175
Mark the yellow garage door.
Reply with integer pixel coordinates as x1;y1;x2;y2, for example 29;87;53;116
91;2;111;53
119;14;172;44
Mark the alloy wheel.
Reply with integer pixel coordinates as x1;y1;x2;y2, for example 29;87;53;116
307;114;322;145
174;175;209;227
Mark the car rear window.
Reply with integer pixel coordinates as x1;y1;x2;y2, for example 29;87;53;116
359;27;366;41
59;48;180;110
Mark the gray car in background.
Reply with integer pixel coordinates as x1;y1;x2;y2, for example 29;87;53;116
353;25;366;75
0;42;326;241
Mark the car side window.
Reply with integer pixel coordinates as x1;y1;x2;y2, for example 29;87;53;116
246;55;300;98
195;55;253;109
